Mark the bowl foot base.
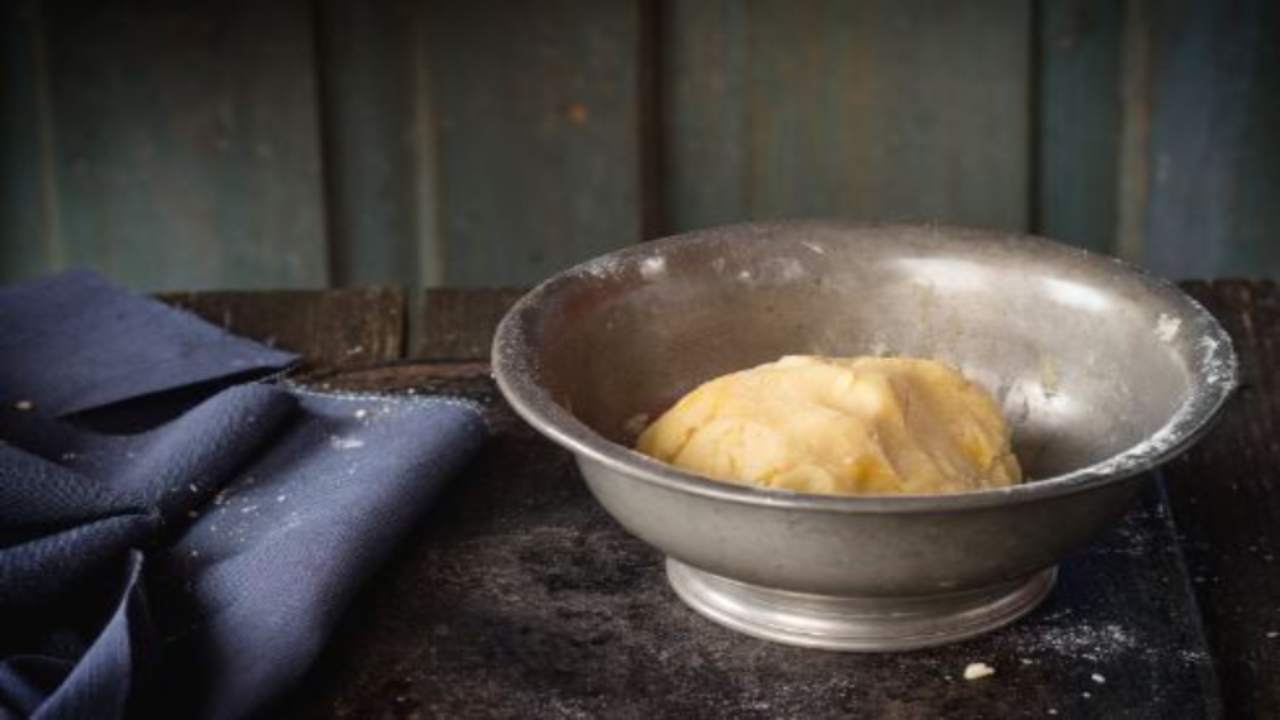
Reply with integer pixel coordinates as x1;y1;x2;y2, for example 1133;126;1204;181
665;559;1056;652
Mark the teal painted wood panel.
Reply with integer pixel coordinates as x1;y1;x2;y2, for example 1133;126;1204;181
425;0;648;286
662;0;1032;234
5;0;1280;289
1035;0;1124;253
1143;0;1280;279
28;0;329;291
0;0;59;282
658;0;750;230
315;0;442;289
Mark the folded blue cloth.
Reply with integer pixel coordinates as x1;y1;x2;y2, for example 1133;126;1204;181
0;273;488;719
0;271;299;416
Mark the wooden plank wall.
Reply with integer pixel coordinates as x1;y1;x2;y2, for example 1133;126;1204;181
663;1;1030;232
2;0;329;290
1142;0;1280;279
2;0;1278;290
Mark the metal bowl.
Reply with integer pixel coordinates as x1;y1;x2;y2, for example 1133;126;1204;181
491;221;1238;651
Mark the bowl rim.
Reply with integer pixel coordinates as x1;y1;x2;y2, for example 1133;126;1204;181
491;220;1240;513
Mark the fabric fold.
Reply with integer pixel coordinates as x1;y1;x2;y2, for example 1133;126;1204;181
0;272;489;719
0;272;297;416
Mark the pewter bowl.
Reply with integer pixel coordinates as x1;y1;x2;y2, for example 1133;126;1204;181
492;222;1237;651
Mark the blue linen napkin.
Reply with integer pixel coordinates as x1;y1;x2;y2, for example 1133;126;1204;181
0;271;298;416
0;273;488;719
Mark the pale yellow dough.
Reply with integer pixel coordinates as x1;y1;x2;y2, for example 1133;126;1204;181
635;355;1021;495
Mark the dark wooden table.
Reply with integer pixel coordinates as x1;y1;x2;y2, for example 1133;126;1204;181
160;282;1279;719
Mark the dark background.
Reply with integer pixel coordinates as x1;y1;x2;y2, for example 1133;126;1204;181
2;0;1278;291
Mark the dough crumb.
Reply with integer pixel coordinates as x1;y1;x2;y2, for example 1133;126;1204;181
1091;672;1106;684
12;399;33;411
963;662;996;681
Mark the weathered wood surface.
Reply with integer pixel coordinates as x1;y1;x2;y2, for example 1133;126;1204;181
313;0;439;290
7;1;1280;287
416;288;526;360
156;289;404;367
147;282;1279;717
0;1;56;284
1165;280;1280;719
424;0;649;286
1035;0;1124;253
13;0;330;291
1139;0;1280;279
661;0;1031;234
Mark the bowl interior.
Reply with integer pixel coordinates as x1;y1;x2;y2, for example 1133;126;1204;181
506;223;1232;482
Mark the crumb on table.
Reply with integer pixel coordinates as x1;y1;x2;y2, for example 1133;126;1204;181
963;662;996;681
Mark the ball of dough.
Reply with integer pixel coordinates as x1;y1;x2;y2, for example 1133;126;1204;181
634;355;1021;495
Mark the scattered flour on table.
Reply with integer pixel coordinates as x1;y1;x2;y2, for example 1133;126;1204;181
1013;620;1137;663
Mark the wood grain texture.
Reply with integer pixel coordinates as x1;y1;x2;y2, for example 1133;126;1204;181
1142;0;1280;279
1165;280;1280;719
658;0;750;230
425;1;646;286
4;2;1278;289
314;0;442;289
662;0;1032;234
156;288;405;366
1115;0;1152;264
0;0;60;283
416;288;527;360
1035;0;1123;253
34;0;328;290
